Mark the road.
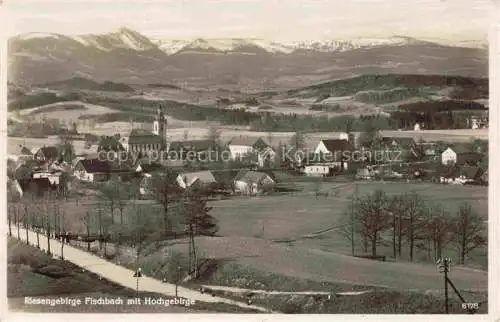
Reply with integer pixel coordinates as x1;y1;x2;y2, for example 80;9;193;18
201;285;372;296
11;226;274;313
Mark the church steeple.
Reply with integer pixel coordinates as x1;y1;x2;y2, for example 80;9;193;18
153;104;166;146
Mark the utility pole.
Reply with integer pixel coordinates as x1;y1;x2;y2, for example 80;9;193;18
350;183;358;256
437;257;451;314
133;267;142;297
175;265;180;297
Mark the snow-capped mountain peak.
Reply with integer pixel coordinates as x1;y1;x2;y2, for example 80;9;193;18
17;32;63;41
11;28;486;57
152;37;296;55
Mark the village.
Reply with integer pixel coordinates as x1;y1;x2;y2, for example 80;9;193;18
7;105;488;201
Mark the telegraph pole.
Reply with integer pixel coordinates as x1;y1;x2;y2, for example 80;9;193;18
133;267;142;297
350;183;358;256
437;257;451;314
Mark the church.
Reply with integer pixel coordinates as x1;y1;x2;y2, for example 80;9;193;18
121;105;167;153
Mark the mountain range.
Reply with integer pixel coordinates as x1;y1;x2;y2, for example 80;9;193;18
8;27;488;88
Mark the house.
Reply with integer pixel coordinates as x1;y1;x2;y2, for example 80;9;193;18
33;146;59;163
313;139;352;170
303;165;332;177
33;171;63;185
73;159;111;183
20;177;59;197
168;140;223;161
228;137;275;168
233;170;276;195
176;170;217;189
211;170;240;191
441;146;482;166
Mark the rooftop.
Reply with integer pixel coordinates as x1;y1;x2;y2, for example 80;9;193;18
76;159;111;173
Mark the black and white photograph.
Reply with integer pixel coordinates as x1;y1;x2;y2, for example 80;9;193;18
4;0;492;316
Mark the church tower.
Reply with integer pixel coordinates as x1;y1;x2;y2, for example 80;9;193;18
153;104;167;147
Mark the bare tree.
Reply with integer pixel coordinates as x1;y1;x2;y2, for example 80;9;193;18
422;203;452;261
182;188;218;276
22;202;30;245
7;204;13;237
402;192;426;262
452;203;486;264
153;172;183;238
120;203;162;273
59;208;67;259
166;252;186;295
82;211;95;251
354;189;390;256
389;195;407;259
99;182;118;224
42;193;55;255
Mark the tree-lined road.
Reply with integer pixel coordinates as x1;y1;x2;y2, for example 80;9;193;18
11;225;275;313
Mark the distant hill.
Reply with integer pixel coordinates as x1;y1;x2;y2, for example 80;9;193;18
8;28;488;87
38;77;134;92
287;74;488;98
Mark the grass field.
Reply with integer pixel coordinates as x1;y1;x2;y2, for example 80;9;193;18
7;238;264;313
7;239;208;313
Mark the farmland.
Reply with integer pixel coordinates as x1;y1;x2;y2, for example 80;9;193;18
12;179;485;293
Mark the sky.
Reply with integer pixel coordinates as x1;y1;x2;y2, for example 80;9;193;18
4;0;497;42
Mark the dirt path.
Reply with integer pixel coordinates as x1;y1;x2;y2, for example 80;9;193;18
201;285;373;296
12;225;275;313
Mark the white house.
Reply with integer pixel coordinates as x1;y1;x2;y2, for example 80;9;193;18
303;165;330;177
234;170;275;195
73;159;111;183
441;146;482;166
228;137;275;167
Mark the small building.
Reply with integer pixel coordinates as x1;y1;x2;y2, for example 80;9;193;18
176;170;217;189
32;146;59;163
233;170;276;195
73;159;111;183
303;165;331;177
228;137;275;168
313;139;352;170
32;171;63;185
441;146;482;166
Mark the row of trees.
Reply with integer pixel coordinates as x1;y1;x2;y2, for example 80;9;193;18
7;191;68;257
342;190;486;265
